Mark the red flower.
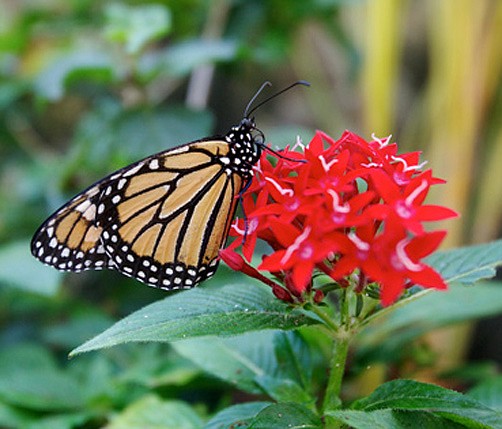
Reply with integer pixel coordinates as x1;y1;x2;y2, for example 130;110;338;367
221;131;458;306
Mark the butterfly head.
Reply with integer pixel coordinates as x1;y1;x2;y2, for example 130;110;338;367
224;117;263;177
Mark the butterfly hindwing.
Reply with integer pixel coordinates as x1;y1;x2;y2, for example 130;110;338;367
31;183;111;272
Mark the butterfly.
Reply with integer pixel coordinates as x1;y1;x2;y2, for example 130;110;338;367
31;80;309;290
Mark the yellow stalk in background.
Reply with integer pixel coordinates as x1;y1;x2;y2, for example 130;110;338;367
421;0;502;381
427;0;493;246
357;0;502;391
470;2;502;243
361;0;404;136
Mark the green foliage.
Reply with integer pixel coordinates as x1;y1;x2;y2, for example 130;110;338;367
358;281;502;362
248;402;323;428
103;4;172;55
328;380;502;429
204;402;271;429
70;281;317;355
0;240;61;295
106;396;203;429
468;377;502;412
172;330;316;404
426;239;502;285
65;241;502;428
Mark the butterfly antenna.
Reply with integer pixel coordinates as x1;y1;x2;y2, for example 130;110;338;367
245;80;310;118
243;81;272;118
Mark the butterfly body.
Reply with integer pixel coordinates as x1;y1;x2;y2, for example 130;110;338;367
31;118;261;290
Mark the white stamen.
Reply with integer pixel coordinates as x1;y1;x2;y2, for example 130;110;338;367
327;189;350;213
348;232;370;251
280;227;311;265
319;155;338;172
371;133;392;148
391;156;428;173
232;221;246;236
292;135;305;151
264;177;294;197
396;238;422;271
405;179;428;206
361;162;383;168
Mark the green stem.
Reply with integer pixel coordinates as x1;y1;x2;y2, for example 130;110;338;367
308;304;339;333
322;287;352;428
323;334;350;413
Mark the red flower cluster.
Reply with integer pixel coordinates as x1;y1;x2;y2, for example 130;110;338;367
220;131;458;306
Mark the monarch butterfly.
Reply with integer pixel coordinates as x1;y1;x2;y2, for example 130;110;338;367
31;80;309;290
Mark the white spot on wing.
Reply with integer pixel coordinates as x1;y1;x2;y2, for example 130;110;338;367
167;146;189;155
117;178;127;190
82;204;96;221
123;163;144;177
75;200;91;213
86;187;100;198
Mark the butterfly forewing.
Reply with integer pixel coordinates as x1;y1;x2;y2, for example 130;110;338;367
31;139;245;290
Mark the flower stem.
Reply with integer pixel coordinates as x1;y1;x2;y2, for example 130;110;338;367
307;304;339;333
322;333;350;427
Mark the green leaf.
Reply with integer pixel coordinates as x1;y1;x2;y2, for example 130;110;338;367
0;240;61;295
327;409;465;429
141;39;238;77
273;331;312;390
0;81;27;110
359;282;502;356
172;333;271;394
104;3;171;54
0;343;57;374
427;239;502;284
0;401;31;429
70;282;317;356
204;402;271;429
248;402;322;429
0;344;84;411
468;377;502;412
34;51;114;100
255;375;314;404
173;331;315;401
350;380;502;429
43;314;115;349
24;413;92;429
106;395;203;429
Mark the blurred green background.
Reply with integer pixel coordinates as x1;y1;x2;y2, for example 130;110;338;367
0;0;501;427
